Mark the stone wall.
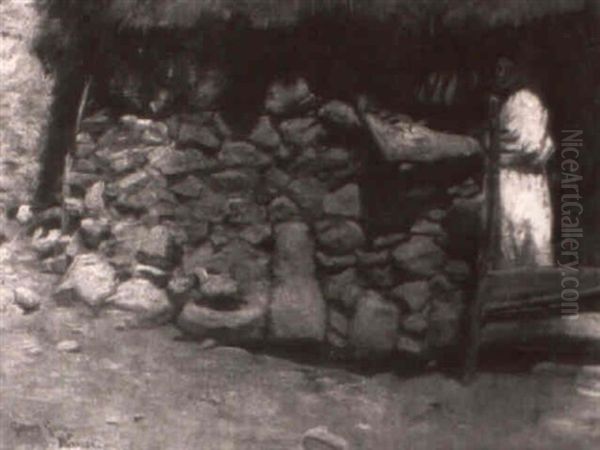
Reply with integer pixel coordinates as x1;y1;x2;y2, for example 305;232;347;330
44;77;481;362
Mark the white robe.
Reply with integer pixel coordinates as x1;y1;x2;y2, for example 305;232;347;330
492;88;554;268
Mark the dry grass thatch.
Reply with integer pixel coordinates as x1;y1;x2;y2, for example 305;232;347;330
103;0;591;30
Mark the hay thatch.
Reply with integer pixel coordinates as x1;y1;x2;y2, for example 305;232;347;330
103;0;589;30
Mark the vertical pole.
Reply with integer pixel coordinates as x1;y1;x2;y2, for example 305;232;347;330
61;77;91;233
464;96;501;382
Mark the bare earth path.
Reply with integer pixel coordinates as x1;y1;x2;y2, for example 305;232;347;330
1;220;599;449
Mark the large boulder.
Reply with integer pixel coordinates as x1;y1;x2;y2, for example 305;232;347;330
54;253;117;308
269;222;326;341
106;278;174;326
348;290;399;356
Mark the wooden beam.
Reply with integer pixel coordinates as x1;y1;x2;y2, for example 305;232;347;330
361;110;482;163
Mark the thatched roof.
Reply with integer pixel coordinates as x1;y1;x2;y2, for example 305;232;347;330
106;0;591;30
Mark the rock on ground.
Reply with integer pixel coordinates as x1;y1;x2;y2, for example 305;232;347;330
106;278;174;326
54;253;117;308
349;290;399;357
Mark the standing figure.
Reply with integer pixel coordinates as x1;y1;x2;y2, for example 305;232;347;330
486;57;555;269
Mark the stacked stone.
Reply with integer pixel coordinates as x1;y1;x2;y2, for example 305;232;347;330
51;75;479;361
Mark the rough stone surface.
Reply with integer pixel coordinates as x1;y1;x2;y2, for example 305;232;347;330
322;268;360;309
151;147;217;175
177;123;220;150
219;141;272;168
200;273;239;300
170;175;205;197
269;222;326;341
287;177;327;216
397;334;426;356
80;218;111;249
167;274;197;307
84;181;106;214
54;254;117;308
265;78;314;116
136;225;179;270
106;278;174;326
349;291;399;356
392;236;445;277
390;280;431;312
302;426;350;450
14;287;41;312
316;252;356;272
318;100;360;128
279;117;325;147
56;340;81;353
317;221;365;255
249;116;281;149
268;196;300;223
134;264;169;287
31;228;63;259
323;184;361;218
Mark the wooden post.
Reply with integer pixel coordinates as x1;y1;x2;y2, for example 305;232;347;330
464;95;501;382
61;77;91;233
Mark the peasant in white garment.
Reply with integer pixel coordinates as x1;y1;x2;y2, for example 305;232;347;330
490;88;555;268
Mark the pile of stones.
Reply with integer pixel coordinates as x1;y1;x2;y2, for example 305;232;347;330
31;77;481;361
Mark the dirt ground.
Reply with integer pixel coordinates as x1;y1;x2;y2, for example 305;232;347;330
1;1;598;448
1;218;599;450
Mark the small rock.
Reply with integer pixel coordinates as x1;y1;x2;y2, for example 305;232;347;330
84;181;106;214
16;204;33;224
392;236;445;277
316;252;356;272
356;249;390;266
178;123;220;150
410;219;446;237
54;253;117;308
57;340;81;353
349;290;399;356
167;274;197;307
151;148;217;175
265;78;314;116
14;287;41;313
141;122;170;146
80;218;111;249
319;100;360;128
322;268;359;306
136;225;179;270
390;280;431;312
211;169;257;193
219;141;272;168
317;220;365;255
40;254;71;274
268;196;300;223
373;233;408;249
116;171;150;194
249;116;281;149
397;334;426;356
323;184;361;218
170;175;205;197
402;313;428;335
225;198;266;225
106;278;174;326
279;117;326;147
31;228;63;259
364;265;398;288
200;273;239;300
302;426;349;450
240;223;272;245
